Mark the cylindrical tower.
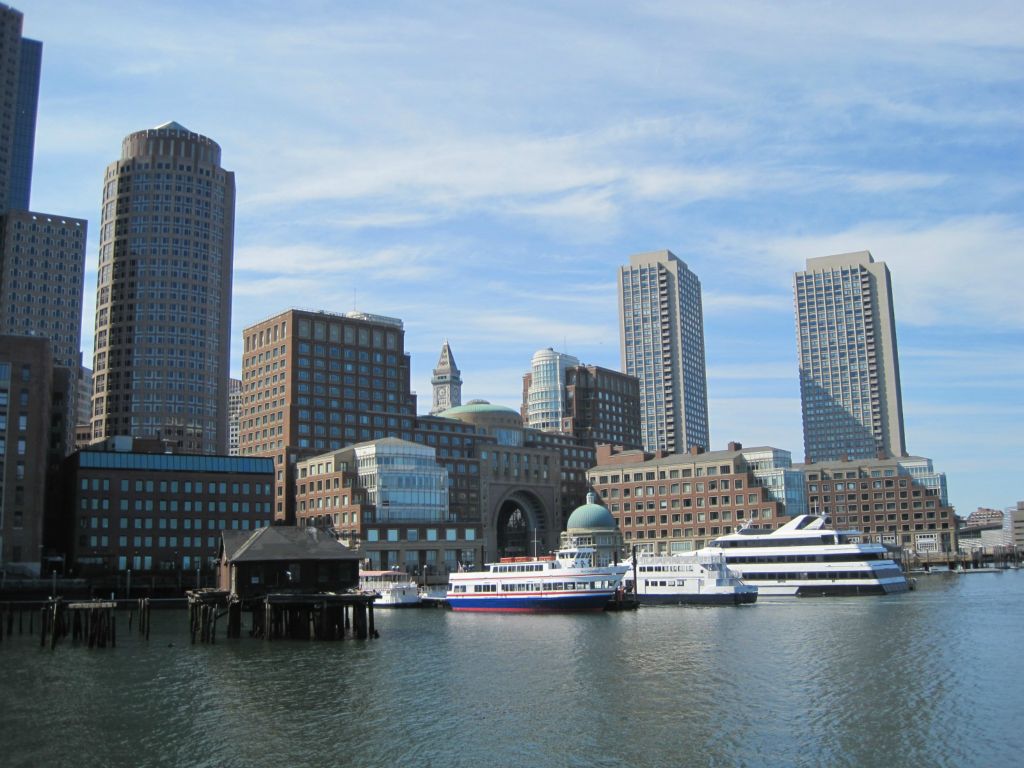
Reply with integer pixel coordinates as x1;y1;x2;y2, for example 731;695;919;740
91;121;235;454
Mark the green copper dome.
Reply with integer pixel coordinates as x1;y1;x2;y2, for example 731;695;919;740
566;493;617;530
440;400;519;417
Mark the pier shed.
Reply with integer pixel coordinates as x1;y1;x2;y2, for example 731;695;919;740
218;525;360;597
197;526;376;641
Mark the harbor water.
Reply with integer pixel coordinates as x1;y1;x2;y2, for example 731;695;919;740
2;571;1023;767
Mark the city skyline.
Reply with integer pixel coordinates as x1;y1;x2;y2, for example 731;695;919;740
14;1;1023;513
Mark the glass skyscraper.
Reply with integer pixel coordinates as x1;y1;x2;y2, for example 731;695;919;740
524;347;579;431
794;251;906;463
618;250;709;454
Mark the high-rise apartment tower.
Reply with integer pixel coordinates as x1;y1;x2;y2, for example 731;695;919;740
0;4;40;210
91;122;235;454
618;250;709;454
794;251;906;463
523;348;579;431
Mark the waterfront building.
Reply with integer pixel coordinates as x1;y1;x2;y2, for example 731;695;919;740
53;436;273;581
522;348;579;431
411;414;483;526
1005;502;1024;550
0;3;40;210
794;251;906;463
227;377;241;456
217;526;360;596
90;122;235;455
438;400;592;560
239;308;417;521
559;492;624;567
0;210;87;369
429;339;462;416
796;455;957;553
521;348;642;451
618;250;709;454
0;334;52;575
295;438;481;574
965;507;1005;529
586;442;794;554
957;521;1009;555
740;446;807;517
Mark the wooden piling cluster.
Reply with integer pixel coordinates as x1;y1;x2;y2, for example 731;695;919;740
36;599;118;649
186;589;378;643
129;598;152;640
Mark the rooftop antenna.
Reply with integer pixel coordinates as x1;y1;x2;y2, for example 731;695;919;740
353;288;358;312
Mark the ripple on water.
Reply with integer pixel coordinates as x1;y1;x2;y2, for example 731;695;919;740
3;575;1024;767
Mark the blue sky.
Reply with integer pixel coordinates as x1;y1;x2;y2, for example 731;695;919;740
20;1;1024;515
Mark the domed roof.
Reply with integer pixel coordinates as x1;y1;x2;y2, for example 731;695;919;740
440;400;519;417
566;493;617;530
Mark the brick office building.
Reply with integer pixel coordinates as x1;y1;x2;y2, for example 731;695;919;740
54;437;273;583
238;309;418;522
586;443;799;554
797;455;957;553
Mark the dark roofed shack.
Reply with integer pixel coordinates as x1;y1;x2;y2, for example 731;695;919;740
218;525;361;599
188;526;375;642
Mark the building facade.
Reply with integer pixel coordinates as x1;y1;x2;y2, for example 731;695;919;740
587;443;795;554
794;251;906;463
0;4;39;210
521;352;642;450
90;121;235;455
618;250;709;454
0;334;52;575
55;438;273;580
238;308;418;521
227;376;241;456
797;456;956;553
562;364;642;450
0;210;87;369
429;339;462;416
8;34;38;210
295;438;482;575
522;348;579;431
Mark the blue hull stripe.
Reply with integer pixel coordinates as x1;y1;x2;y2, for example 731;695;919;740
449;592;614;612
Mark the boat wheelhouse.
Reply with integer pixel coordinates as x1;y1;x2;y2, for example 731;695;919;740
446;539;628;613
699;515;909;597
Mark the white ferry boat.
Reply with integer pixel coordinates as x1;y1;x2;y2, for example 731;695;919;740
360;570;422;607
698;515;909;597
446;539;628;613
624;552;757;606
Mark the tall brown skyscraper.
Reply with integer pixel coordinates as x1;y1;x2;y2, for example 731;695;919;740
91;122;235;454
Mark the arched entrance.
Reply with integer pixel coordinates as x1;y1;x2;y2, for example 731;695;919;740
495;491;548;559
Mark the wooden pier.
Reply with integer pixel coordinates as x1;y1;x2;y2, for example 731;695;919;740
187;589;378;643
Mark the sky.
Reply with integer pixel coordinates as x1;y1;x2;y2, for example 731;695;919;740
18;1;1024;515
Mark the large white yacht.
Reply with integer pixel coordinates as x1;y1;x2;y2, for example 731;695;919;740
698;515;909;597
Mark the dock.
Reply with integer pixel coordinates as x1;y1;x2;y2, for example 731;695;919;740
186;589;379;643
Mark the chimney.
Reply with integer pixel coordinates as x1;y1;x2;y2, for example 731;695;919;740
728;441;743;451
